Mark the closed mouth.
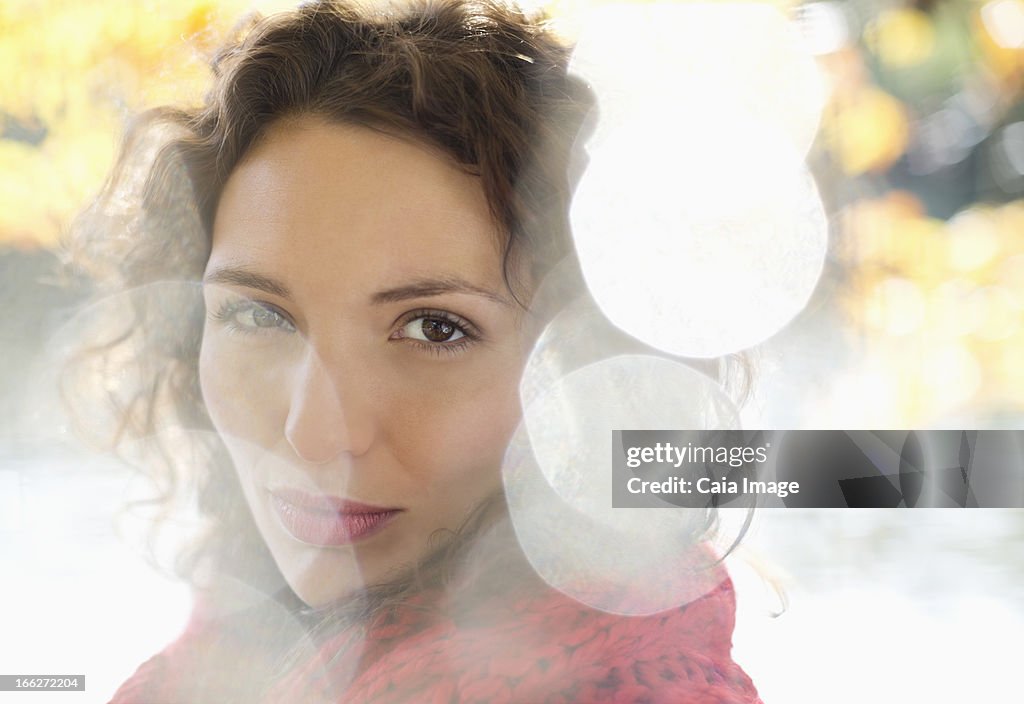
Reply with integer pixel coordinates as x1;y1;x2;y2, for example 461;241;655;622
268;488;403;547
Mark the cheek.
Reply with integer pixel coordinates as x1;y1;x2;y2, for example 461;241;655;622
198;330;288;446
385;362;524;486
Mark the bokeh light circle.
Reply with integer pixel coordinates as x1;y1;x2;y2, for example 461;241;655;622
506;353;739;615
571;121;828;358
567;2;830;358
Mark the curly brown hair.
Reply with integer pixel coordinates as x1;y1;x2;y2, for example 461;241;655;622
65;0;595;596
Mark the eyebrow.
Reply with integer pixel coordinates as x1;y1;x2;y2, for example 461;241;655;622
203;266;291;298
203;267;511;307
371;277;512;307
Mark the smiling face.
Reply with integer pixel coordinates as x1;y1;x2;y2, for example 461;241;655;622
199;118;530;607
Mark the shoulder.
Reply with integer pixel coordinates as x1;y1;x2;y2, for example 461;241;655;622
107;621;210;704
107;650;172;704
107;593;293;704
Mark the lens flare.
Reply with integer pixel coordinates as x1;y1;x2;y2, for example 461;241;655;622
567;3;829;358
507;353;740;614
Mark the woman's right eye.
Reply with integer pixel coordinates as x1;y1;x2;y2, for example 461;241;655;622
210;299;296;334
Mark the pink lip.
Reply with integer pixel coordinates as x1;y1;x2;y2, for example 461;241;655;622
269;488;402;547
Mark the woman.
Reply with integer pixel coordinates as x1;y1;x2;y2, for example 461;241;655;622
68;1;763;701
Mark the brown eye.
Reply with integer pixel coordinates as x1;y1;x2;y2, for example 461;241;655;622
399;315;467;344
421;318;456;342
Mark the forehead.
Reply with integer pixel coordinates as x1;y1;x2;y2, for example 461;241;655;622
210;118;505;293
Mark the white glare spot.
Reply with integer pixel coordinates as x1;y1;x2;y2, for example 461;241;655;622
572;126;828;358
567;3;829;358
796;1;851;55
570;2;827;158
506;355;739;615
981;0;1024;48
520;354;738;517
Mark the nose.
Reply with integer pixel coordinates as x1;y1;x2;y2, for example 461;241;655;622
284;347;375;464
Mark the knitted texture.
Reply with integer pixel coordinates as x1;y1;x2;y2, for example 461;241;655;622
267;573;762;704
110;569;761;703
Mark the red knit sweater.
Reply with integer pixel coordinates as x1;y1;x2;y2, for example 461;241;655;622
110;566;761;704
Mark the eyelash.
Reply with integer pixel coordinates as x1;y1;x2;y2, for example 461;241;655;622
210;298;296;335
391;308;481;357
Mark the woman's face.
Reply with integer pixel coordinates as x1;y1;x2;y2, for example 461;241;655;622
199;118;529;606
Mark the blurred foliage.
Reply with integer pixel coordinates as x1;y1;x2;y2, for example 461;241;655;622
806;0;1024;423
2;0;1024;424
0;0;296;247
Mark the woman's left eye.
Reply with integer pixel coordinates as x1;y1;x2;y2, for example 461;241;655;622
399;316;467;344
391;310;480;354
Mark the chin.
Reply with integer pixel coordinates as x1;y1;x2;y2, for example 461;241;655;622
277;545;421;609
287;565;366;608
264;541;362;607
